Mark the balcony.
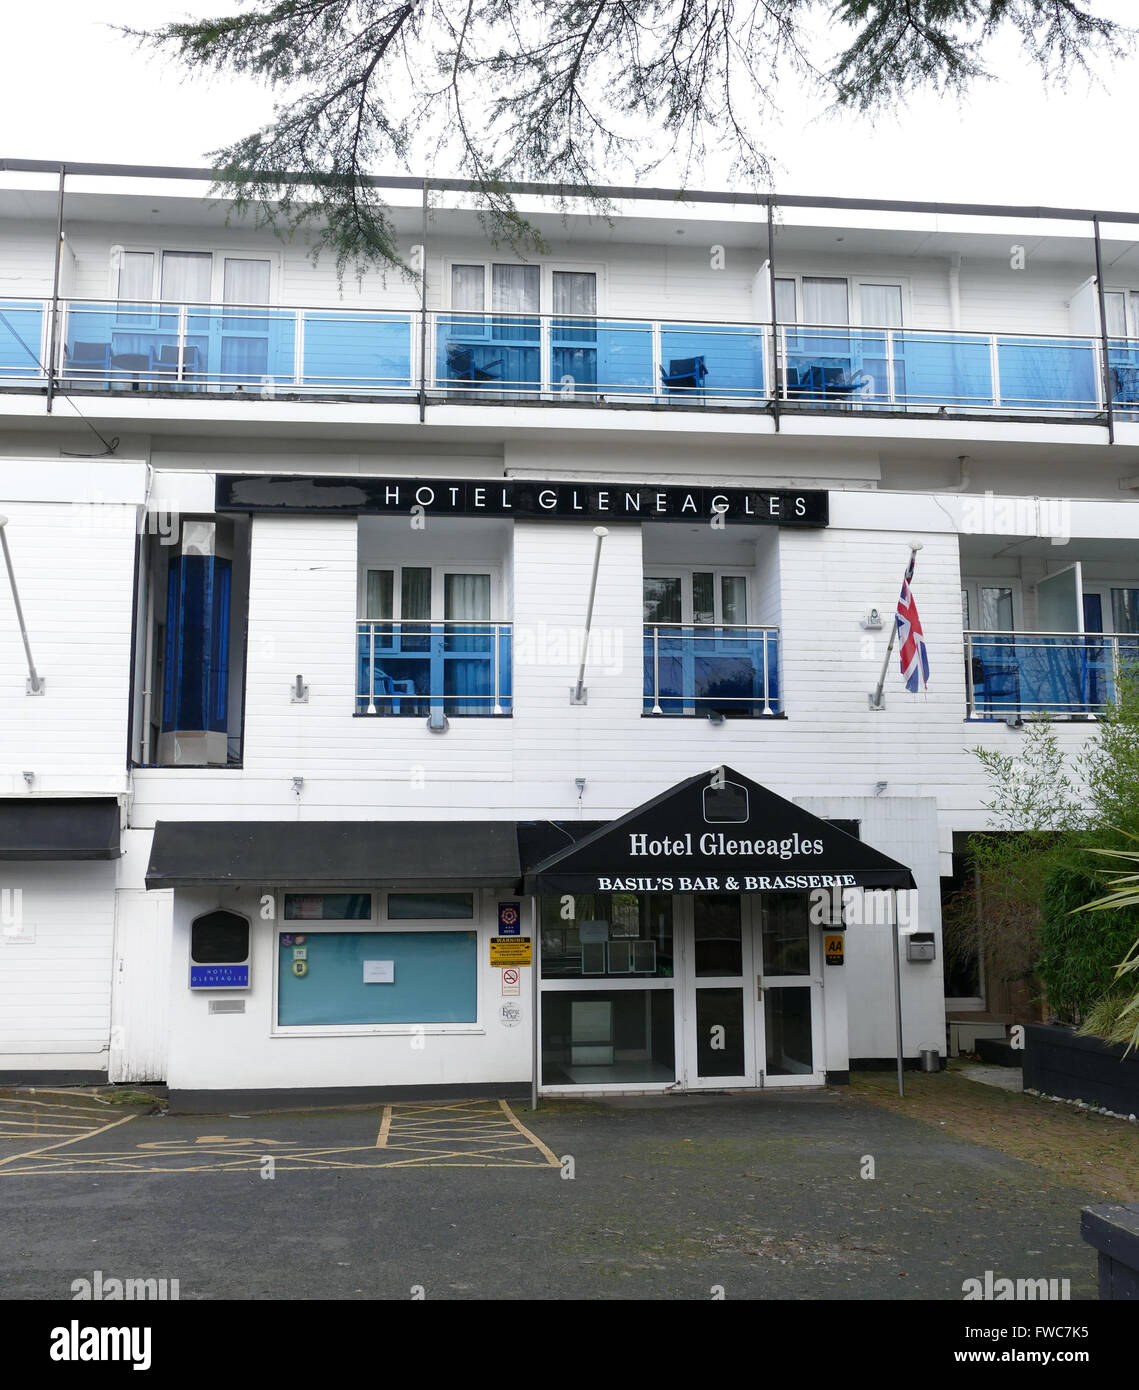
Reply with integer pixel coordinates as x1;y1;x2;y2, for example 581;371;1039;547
3;295;1138;420
356;620;512;717
965;631;1139;719
643;625;780;717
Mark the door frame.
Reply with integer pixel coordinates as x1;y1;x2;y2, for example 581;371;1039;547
679;893;826;1090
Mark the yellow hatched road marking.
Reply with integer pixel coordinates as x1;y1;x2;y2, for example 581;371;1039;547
0;1114;138;1168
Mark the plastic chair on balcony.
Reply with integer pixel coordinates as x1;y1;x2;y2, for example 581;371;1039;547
445;344;505;385
149;343;204;387
63;341;112;384
660;355;708;397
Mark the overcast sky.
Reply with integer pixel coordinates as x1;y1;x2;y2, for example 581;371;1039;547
3;1;1136;208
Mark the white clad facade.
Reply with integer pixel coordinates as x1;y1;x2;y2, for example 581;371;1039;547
2;162;1138;1100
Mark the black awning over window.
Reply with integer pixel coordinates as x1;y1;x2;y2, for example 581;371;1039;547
145;820;521;890
522;766;915;893
0;798;121;860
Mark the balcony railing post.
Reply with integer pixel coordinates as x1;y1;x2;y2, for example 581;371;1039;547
886;328;896;406
294;309;305;389
762;629;773;716
366;622;377;715
651;626;663;714
493;622;503;715
965;632;976;718
177;304;188;384
651;323;662;401
989;335;1002;408
1111;633;1121;702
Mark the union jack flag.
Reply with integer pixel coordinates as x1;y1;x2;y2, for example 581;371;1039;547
896;553;930;693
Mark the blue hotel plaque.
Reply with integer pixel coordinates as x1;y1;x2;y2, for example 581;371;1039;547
189;964;250;989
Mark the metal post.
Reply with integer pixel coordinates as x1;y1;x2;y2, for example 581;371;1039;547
892;889;905;1098
762;629;773;716
366;624;377;714
767;194;780;432
651;626;663;714
492;623;503;716
570;527;608;704
46;165;66;413
0;518;45;693
530;894;540;1112
965;631;976;718
419;179;429;423
1093;216;1115;444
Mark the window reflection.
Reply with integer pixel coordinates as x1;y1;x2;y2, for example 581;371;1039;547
539;893;673;978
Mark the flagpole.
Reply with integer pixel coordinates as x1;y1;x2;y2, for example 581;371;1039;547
869;542;922;710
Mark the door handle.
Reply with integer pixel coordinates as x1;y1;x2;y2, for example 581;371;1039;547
756;975;763;1001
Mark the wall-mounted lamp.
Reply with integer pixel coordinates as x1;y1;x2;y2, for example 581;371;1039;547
290;674;309;704
860;609;883;631
292;776;304;797
22;771;34;788
427;710;449;734
707;711;726;726
1005;715;1024;730
874;781;888;797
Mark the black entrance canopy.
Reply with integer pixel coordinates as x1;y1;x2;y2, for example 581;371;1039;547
522;767;915;894
0;797;121;860
146;820;520;889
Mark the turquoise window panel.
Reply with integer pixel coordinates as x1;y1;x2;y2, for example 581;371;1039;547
277;931;478;1025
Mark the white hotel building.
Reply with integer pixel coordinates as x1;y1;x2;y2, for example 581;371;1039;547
1;160;1137;1107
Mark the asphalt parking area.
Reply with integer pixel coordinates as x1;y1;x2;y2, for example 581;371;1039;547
0;1098;559;1175
0;1087;1112;1298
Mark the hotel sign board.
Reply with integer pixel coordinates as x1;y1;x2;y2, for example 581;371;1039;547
523;767;914;895
216;475;829;528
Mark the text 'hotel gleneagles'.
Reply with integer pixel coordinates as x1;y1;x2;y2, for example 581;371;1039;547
2;159;1138;1107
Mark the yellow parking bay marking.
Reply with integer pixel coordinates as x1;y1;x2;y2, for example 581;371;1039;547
0;1099;559;1174
0;1113;137;1166
0;1094;128;1144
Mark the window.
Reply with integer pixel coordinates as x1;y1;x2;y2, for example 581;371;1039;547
274;891;482;1029
363;566;493;621
284;894;372;920
539;893;674;979
643;570;749;625
277;930;477;1025
981;586;1015;631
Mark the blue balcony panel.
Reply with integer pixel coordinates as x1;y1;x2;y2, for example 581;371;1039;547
357;621;512;717
643;625;780;717
966;633;1139;718
0;300;46;380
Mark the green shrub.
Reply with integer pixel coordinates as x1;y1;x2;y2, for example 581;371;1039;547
1037;862;1139;1023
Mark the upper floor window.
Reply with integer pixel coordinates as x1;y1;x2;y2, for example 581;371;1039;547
114;249;272;307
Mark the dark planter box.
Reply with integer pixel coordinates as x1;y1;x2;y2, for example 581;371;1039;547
1023;1023;1139;1114
1081;1204;1139;1300
976;1037;1021;1068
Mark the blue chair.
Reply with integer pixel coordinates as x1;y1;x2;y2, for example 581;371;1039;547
660;355;707;396
149;344;204;386
63;341;112;383
445;344;504;384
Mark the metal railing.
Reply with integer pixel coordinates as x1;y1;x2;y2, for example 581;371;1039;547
964;630;1139;717
356;619;512;716
643;624;780;717
2;295;1137;416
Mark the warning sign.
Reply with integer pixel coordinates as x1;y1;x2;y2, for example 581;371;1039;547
824;934;845;966
490;936;532;967
501;966;521;996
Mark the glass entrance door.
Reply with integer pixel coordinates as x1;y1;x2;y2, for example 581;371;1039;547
683;893;825;1088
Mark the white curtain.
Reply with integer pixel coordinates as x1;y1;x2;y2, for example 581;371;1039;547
552;271;596;316
721;576;747;625
492;264;539;314
802;277;848;326
118;251;154;304
366;570;394;620
859;283;902;328
444;573;491;620
223;258;270;306
160;252;212;304
774;278;796;322
401;567;433;621
450;264;485;311
1104;292;1127;337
